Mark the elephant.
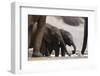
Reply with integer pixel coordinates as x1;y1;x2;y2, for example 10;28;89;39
40;23;71;57
44;28;76;57
29;23;62;57
28;15;46;57
40;38;50;56
62;16;88;55
60;29;76;54
28;15;86;57
62;16;83;26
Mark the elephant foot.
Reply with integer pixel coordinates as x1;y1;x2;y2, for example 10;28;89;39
81;52;84;55
55;55;59;57
61;53;66;57
61;55;65;57
45;54;50;57
72;50;76;54
55;53;59;57
32;51;43;57
45;51;50;57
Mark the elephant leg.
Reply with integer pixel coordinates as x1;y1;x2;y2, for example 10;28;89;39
32;27;45;57
32;16;46;57
61;47;65;56
55;47;59;57
28;32;32;48
59;33;70;56
45;50;50;56
81;17;88;55
40;40;46;56
28;24;34;48
49;49;52;55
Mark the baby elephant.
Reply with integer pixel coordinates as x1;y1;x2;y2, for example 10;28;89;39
48;29;76;56
60;29;76;54
40;23;70;57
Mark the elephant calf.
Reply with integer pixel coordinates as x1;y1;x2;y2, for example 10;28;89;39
40;25;76;57
60;29;76;54
40;23;72;57
47;29;76;57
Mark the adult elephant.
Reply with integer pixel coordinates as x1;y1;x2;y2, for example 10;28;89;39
28;15;46;57
29;23;70;57
28;15;86;57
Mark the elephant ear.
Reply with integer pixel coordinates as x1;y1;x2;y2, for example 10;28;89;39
62;16;84;26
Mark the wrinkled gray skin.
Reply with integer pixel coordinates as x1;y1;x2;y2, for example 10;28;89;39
62;16;83;26
29;23;70;57
28;16;86;57
40;24;61;57
28;15;46;57
62;17;87;55
40;24;75;57
60;29;76;54
43;28;76;57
